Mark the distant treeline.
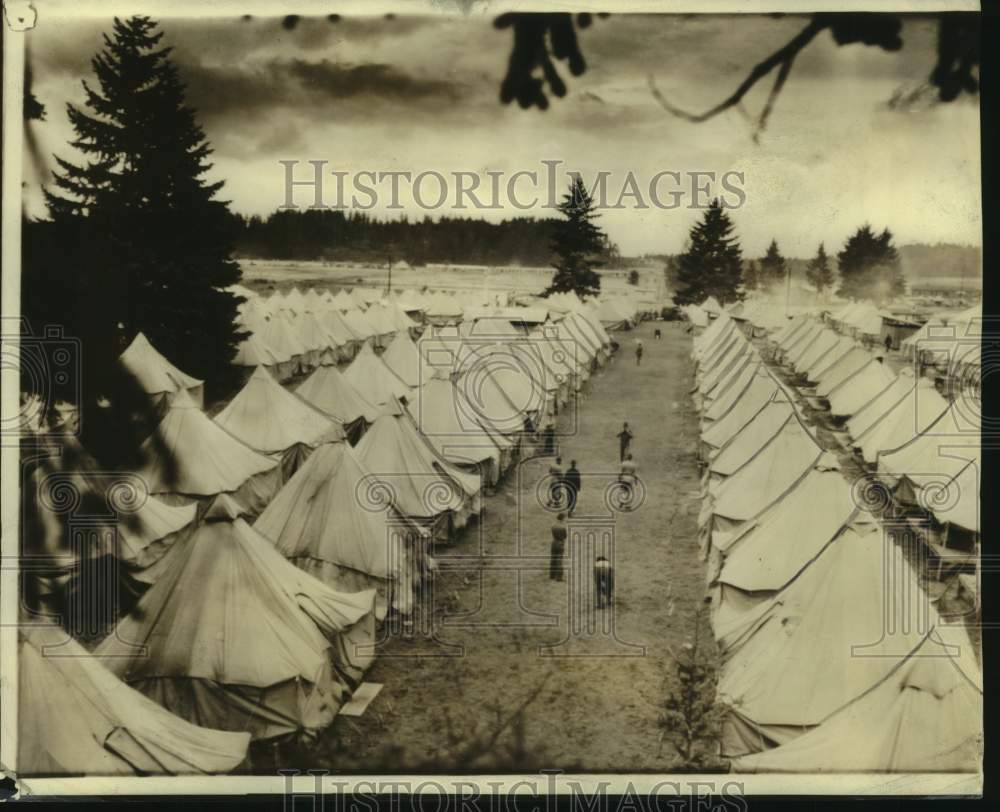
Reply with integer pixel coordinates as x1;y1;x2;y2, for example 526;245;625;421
231;209;622;268
898;243;981;280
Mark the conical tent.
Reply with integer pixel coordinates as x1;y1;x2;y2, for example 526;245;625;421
261;312;308;377
296;363;380;441
19;624;250;776
354;405;480;531
343;342;412;405
730;624;982;774
234;332;284;380
213;366;342;462
342;309;377;341
717;524;968;758
382;330;424;388
135;389;280;514
117;494;197;571
406;376;503;482
119;332;204;408
256;443;424;619
97;494;376;741
791;328;839;374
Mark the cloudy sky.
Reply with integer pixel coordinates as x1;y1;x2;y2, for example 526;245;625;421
24;11;981;257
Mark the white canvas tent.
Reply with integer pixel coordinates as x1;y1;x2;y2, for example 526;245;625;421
135;389;281;516
19;623;250;776
343;343;412;406
255;442;427;620
97;494;376;742
119;332;204;408
296;363;380;443
213;366;343;477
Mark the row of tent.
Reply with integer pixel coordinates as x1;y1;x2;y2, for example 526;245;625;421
18;300;622;775
687;310;982;773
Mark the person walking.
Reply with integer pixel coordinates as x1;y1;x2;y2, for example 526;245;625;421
564;460;581;517
594;556;614;608
541;421;556;456
620;453;637;501
654;327;661;340
550;513;568;582
547;456;564;508
635;339;644;366
617;422;634;462
884;334;893;354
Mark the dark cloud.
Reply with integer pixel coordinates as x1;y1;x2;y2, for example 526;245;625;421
179;57;471;121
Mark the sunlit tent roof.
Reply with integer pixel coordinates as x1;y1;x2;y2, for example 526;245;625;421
702;296;723;315
711;466;858;654
790;328;839;374
717;524;977;757
233;332;281;369
119;332;204;406
405;377;503;470
702;419;824;545
693;311;733;355
255;442;414;618
848;372;949;464
453;365;526;435
814;348;874;398
686;305;709;327
381;330;424;388
701;363;773;429
293;311;336;353
826;358;896;418
708;401;797;479
214;366;342;454
700;343;755;401
803;335;856;383
426;291;464;319
19;624;250;776
322;309;362;345
296;362;381;426
97;494;376;741
877;402;980;531
117;495;197;571
342;308;377;340
354;406;480;519
343;342;412;405
136;389;278;499
731;623;982;773
261;312;308;362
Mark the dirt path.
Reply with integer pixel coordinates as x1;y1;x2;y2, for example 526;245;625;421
315;321;708;772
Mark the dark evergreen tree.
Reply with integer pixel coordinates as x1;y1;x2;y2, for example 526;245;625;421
758;238;788;290
43;16;245;396
672;199;744;306
836;224;905;302
742;259;760;293
544;176;604;298
805;242;834;292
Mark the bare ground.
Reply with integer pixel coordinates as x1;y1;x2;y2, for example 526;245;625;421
306;321;711;773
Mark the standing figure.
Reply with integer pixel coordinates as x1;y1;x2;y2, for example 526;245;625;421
617;422;634;462
654;328;662;340
635;339;644;366
884;334;893;353
564;460;582;517
594;556;614;608
550;513;568;582
548;456;564;508
541;421;556;456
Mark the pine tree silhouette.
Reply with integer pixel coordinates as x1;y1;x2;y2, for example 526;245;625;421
672;200;744;306
43;16;246;397
836;224;905;302
544;176;604;298
805;242;835;293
